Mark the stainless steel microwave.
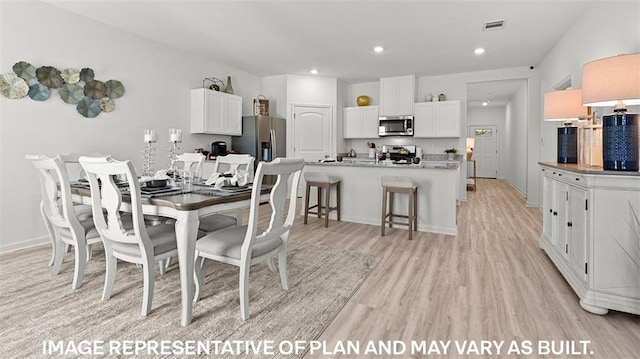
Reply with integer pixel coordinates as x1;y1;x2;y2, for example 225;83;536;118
378;115;414;136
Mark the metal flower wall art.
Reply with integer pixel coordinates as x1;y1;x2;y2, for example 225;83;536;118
0;61;125;118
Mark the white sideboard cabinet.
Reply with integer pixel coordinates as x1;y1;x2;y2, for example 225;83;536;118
190;88;242;135
413;100;460;138
343;106;379;139
539;163;640;315
379;75;415;116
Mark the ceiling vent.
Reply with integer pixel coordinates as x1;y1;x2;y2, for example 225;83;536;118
483;20;505;31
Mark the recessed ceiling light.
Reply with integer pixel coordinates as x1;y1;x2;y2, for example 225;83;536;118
474;48;485;55
374;46;384;53
482;101;488;106
310;69;318;75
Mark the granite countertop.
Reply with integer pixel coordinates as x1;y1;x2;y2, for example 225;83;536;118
539;162;640;176
307;154;461;170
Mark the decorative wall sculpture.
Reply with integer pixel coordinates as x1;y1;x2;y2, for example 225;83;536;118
0;61;125;118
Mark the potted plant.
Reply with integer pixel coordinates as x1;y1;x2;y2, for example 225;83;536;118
444;148;457;160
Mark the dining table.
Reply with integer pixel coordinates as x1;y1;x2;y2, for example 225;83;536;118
70;183;270;326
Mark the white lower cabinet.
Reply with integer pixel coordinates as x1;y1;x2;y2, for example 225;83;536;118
343;106;379;139
190;89;242;135
540;164;640;315
413;100;460;138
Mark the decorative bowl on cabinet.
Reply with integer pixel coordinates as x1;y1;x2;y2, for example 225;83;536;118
356;95;370;106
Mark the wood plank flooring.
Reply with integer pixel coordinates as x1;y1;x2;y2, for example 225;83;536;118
5;178;638;358
293;178;639;358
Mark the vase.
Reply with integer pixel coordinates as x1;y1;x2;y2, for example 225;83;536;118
223;76;234;95
447;153;455;160
356;95;370;106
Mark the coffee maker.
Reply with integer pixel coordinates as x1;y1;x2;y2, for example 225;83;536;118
211;141;227;158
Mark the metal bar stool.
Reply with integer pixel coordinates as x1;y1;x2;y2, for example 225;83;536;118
381;176;418;240
304;172;341;228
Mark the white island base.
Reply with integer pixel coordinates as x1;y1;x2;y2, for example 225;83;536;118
302;162;459;236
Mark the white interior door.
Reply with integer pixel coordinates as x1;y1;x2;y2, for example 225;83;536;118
470;125;498;178
293;105;332;161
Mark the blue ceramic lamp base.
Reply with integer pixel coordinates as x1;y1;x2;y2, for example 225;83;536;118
602;112;638;171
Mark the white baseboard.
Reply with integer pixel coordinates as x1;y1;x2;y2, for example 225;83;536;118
0;235;49;255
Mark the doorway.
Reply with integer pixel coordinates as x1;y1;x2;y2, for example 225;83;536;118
469;125;498;178
292;105;332;161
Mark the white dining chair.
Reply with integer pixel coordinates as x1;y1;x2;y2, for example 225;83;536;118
193;157;305;320
79;155;203;316
198;154;256;232
176;152;206;177
26;154;104;289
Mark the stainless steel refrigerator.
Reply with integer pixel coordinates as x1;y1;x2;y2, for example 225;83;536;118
232;115;286;170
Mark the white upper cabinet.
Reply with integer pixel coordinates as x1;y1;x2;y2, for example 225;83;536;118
413;100;460;138
379;75;416;116
343;106;379;139
190;89;242;135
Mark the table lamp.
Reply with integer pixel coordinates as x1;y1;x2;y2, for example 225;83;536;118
544;88;589;163
466;138;475;160
582;53;640;171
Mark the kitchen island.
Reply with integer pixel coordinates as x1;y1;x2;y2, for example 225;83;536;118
303;158;461;235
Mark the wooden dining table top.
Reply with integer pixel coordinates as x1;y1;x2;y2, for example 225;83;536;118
70;183;271;211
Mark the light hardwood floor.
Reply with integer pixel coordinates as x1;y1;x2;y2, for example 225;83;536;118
294;178;639;358
6;178;638;358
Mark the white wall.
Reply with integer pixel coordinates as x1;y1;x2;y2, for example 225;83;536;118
503;83;528;194
538;1;640;164
346;81;379;107
0;2;261;252
467;106;506;177
260;75;287;119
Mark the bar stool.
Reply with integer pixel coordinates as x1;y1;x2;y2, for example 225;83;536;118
381;176;418;240
304;172;341;228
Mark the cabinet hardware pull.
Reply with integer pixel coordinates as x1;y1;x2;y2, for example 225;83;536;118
553;211;557;216
575;178;580;181
549;209;553;213
567;222;573;227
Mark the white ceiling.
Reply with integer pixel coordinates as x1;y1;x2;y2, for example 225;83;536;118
46;0;594;104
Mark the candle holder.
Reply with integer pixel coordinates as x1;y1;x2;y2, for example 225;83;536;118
168;128;182;178
142;129;157;177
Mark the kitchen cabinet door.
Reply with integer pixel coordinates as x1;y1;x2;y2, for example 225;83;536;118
413;102;437;137
413;101;460;138
436;101;460;137
343;106;379;139
361;106;379;138
379;75;415;116
191;89;242;135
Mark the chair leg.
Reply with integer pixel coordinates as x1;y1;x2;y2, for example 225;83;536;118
86;244;93;261
267;257;276;272
102;252;117;301
159;260;166;275
239;262;251;321
71;238;87;290
303;182;311;225
408;191;414;241
381;188;387;236
336;182;341;221
278;248;289;290
413;189;418;231
40;203;56;267
324;184;330;228
194;256;206;302
141;262;155;316
317;186;322;218
389;192;394;228
51;237;65;276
